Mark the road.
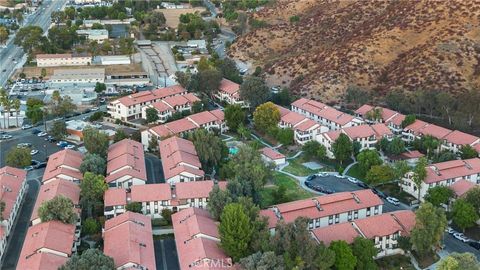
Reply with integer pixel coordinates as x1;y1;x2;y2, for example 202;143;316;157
0;0;68;87
202;0;218;17
145;153;164;184
443;233;480;260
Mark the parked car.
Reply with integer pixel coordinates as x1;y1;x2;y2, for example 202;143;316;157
34;162;47;169
453;233;470;243
31;129;41;134
347;177;359;184
386;197;400;206
372;188;387;199
24;166;34;171
334;174;345;179
37;131;48;137
21;124;33;130
0;134;13;140
357;182;369;189
30;149;39;155
91;107;99;111
446;227;456;234
468;241;480;250
53;117;63;121
45;135;56;142
306;175;315;181
17;143;32;148
57;141;68;147
64;144;75;150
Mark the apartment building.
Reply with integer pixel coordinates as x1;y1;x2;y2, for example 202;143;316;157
354;105;406;132
103;180;226;219
401;158;480;200
402;120;452;143
106;139;147;188
312;210;416;258
76;29;109;43
141;93;200;123
277;106;328;145
291;98;363;130
214;78;248;107
0;167;27;261
49;68;105;85
108;85;187;121
172;208;234;270
30;179;81;226
260;189;384;233
16;221;80;270
159;136;205;185
36;53;92;67
141;109;226;149
317;124;392;158
103;212;156;270
441;130;480;154
42;149;84;184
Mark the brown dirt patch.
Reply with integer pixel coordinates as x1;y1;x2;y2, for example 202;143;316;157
157;7;206;28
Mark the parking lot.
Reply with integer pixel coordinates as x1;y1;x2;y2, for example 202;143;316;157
154;238;180;270
305;174;409;213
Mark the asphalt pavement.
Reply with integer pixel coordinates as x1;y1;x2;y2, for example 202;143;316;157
1;174;41;270
154;238;180;270
145;153;164;184
0;0;68;87
443;233;480;259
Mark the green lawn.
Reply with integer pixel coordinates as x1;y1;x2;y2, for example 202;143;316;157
345;163;366;181
376;255;415;270
282;155;335;177
260;172;315;208
377;182;417;204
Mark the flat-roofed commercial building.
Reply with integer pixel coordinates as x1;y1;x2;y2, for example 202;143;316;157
36;53;92;67
49;68;105;85
76;29;109;43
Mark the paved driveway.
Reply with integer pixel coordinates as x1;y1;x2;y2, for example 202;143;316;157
2;176;40;270
154;238;180;270
145;154;164;184
443;233;480;259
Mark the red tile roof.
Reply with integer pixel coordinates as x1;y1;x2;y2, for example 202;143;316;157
172;208;233;270
150;110;224;138
312;222;360;245
150;101;171;112
31;179;80;223
324;130;342;141
275;104;291;117
260;147;286;160
294;118;318;131
188;110;224;126
354;104;374;116
425;158;480;184
115;85;187;107
354;213;405;239
262;189;383;228
218;78;240;95
404;120;428;133
131;183;171;202
399;150;424;159
42;150;84;183
163;93;200;108
16;251;69;270
104;212;156;270
318;107;354;126
418;124;452;140
342;125;375;140
371;123;393;138
18;221;76;261
281;111;307;126
0;166;26;223
160;137;204;180
443;130;479;146
388;113;405;126
36;53;75;59
391;210;416;236
106;139;147;184
449;179;476;197
104;188;128;207
175;180;216;200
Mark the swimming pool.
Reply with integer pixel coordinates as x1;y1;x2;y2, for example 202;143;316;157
229;147;239;155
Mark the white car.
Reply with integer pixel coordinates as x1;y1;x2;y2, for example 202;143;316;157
348;177;359;184
453;233;470;243
21;124;33;130
446;227;456;234
334;174;345;179
1;135;12;140
64;144;75;149
386;197;400;206
91;107;99;111
37;132;47;137
30;149;39;155
24;166;34;171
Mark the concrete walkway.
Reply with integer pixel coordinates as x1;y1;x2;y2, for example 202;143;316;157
286;150;303;160
277;163;324;195
342;161;358;176
250;133;273;148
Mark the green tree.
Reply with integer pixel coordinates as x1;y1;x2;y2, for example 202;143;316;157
464;186;480;212
83;217;100;235
161;208;173;224
412;157;428;201
50;121;67;140
0;201;5;221
80;153;106;175
191;100;203;113
275;128;294;145
197;56;211;71
357;149;382;173
329;240;357;270
218;58;242;84
59;248;115;270
313;242;336;270
460;145;478;159
38;195;77;224
12;98;21;128
189;129;227;173
432;150;457;163
392;160;410;181
14;26;44;54
113;129;128;143
302;140;327;160
424;186;454;207
332;133;353;165
437;252;480;270
80;172;107;217
224;104;245;132
401;114;416;128
0;26;8;44
26;104;44;124
145;107;159;123
366;165;394;186
410;202;447;257
189;69;222;97
253;102;280;134
239;76;270;109
207;185;232;220
240;251;284;270
421;135;439;158
125;202;142;213
452;199;479;232
386;137;405;155
352;237;378;270
237;123;251;141
6;148;31;168
219;203;253;261
83;127;109;157
272;184;289;204
94;82;106;94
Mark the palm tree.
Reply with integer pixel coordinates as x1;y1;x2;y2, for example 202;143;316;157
0;89;8;129
3;97;11;128
412;157;428;201
13;99;20;127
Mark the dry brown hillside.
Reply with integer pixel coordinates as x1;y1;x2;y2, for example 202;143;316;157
229;0;480;103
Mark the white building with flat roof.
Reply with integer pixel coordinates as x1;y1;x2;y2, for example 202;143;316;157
36;53;92;67
49;68;105;85
76;29;108;43
98;55;131;65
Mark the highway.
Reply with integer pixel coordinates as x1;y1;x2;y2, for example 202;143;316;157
0;0;68;87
